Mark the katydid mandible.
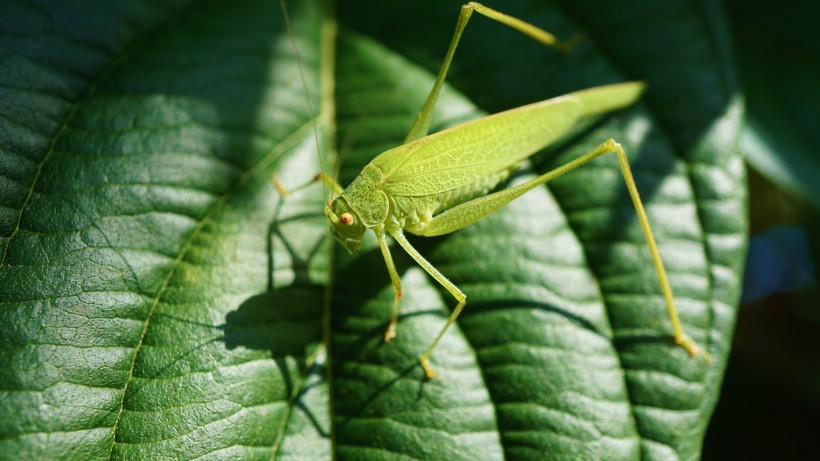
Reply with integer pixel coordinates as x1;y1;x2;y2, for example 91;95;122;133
289;2;710;379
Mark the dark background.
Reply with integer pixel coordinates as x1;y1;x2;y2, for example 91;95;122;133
703;0;820;458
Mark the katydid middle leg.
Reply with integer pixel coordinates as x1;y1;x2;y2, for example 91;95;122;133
405;2;576;143
374;228;404;343
389;229;466;379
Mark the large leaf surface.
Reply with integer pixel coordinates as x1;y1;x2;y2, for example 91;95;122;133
0;0;746;459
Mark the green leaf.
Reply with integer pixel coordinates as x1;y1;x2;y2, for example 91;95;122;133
726;0;820;212
0;0;746;460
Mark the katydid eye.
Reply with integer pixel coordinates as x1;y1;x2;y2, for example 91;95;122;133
340;212;354;224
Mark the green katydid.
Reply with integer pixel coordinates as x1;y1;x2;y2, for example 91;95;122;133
281;1;710;379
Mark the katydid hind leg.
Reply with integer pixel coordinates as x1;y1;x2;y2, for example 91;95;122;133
420;139;709;364
540;139;708;360
419;140;624;237
604;139;711;361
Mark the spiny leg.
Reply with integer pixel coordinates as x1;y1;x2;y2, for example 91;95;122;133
405;2;577;143
390;229;466;379
375;229;403;343
418;139;710;362
549;140;709;360
605;140;711;361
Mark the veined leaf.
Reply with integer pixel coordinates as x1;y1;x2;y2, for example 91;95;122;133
0;0;746;459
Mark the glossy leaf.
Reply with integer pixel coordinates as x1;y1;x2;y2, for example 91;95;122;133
0;0;746;459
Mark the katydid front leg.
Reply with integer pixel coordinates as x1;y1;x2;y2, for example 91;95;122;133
272;172;343;197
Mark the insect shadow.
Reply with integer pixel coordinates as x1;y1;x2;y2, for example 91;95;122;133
129;197;331;438
225;197;329;435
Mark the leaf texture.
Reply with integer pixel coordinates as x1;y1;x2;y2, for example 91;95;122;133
0;0;746;459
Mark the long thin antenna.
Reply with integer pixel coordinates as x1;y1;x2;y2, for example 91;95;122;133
279;0;328;198
277;2;339;454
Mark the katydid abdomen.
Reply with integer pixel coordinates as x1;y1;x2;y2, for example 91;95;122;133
327;83;644;241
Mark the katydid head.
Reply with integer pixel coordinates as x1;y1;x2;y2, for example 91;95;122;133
325;197;365;254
